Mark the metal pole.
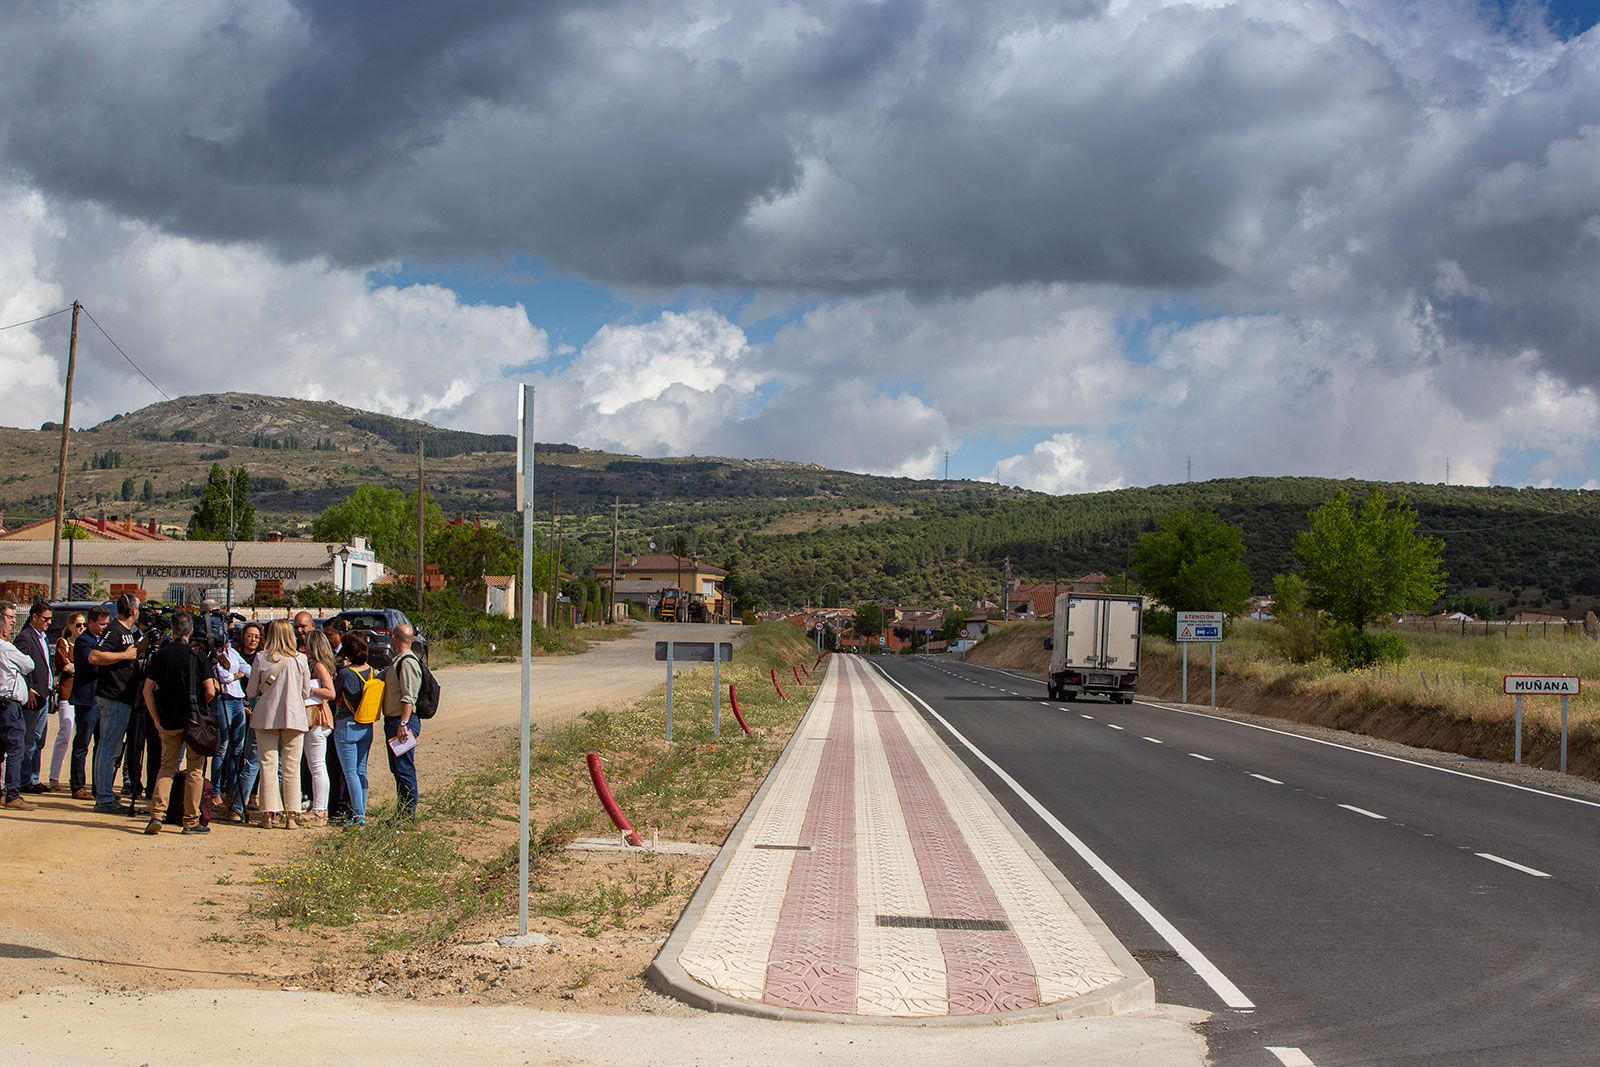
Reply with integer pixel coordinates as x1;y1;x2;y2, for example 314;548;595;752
416;434;425;616
609;497;619;624
49;301;81;600
712;643;721;738
1181;642;1189;704
665;642;674;742
1514;694;1523;764
1210;642;1217;708
1560;694;1569;774
66;524;75;598
517;385;535;937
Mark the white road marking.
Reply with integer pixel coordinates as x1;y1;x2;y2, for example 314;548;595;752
873;662;1257;1010
1249;774;1283;785
1475;852;1551;878
1142;737;1163;744
1189;753;1214;761
1132;699;1600;811
1337;804;1386;820
1081;714;1094;719
1107;724;1125;731
1266;1048;1315;1067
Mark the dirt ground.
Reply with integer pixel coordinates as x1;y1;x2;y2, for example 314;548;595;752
0;623;725;999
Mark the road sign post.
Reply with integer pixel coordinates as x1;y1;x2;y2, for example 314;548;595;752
657;641;735;743
515;384;535;939
1177;612;1225;707
1504;676;1580;771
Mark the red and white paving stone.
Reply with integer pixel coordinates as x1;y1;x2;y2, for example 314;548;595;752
670;655;1136;1019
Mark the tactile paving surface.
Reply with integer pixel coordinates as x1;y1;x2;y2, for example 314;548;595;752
672;656;1126;1017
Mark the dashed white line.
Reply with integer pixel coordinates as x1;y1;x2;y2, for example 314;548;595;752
1266;1048;1315;1067
1142;736;1163;744
1189;753;1214;761
1107;724;1125;731
1337;804;1386;820
872;661;1257;1010
1080;713;1094;719
1249;773;1283;785
1475;852;1551;878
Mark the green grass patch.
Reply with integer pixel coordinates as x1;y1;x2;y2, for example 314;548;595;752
256;621;820;951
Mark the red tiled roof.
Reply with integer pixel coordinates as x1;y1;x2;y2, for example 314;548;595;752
593;553;728;577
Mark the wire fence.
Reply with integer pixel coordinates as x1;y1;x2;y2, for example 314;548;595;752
1394;619;1597;642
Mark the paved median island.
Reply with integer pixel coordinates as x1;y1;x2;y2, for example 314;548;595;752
650;654;1153;1022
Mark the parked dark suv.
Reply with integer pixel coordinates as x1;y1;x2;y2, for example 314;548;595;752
332;608;428;669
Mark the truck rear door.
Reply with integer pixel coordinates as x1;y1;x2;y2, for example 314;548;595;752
1063;597;1105;669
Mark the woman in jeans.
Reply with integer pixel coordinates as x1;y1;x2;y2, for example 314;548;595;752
302;630;337;825
331;632;375;826
228;623;264;822
246;619;310;829
210;627;250;813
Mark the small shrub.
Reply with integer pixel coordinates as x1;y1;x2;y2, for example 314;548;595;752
1327;626;1409;670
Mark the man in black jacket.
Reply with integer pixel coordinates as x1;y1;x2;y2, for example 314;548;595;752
141;613;214;835
16;601;54;794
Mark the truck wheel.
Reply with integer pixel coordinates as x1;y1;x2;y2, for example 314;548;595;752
1047;683;1059;701
1064;691;1078;702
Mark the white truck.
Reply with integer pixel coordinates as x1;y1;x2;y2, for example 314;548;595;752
1044;593;1143;703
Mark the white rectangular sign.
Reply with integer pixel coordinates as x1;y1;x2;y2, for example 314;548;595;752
515;384;535;512
1176;611;1224;643
1504;675;1580;696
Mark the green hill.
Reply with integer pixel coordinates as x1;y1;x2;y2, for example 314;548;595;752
4;394;1596;617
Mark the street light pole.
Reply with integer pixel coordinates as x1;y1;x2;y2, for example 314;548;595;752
338;546;351;611
224;485;236;614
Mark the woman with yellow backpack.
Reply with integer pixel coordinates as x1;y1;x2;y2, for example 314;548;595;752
330;632;383;826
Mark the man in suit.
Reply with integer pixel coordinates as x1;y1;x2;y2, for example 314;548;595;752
16;601;53;794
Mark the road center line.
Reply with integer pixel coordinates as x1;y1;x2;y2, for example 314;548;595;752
1266;1048;1316;1067
1142;737;1163;744
1475;852;1552;878
1107;724;1125;731
1249;774;1283;785
872;662;1257;1010
1337;804;1386;820
1080;714;1094;719
1189;753;1214;762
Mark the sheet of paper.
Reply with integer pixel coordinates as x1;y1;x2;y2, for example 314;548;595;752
388;731;417;757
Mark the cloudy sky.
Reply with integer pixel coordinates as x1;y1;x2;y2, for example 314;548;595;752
2;0;1598;492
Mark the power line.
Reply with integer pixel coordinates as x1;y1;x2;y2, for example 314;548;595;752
78;304;172;402
0;305;73;332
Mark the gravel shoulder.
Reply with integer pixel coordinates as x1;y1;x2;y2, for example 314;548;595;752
0;623;712;997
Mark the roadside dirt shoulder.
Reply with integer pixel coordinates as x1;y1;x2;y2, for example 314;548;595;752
0;624;688;998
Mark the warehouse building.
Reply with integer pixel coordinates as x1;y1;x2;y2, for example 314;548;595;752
0;536;382;604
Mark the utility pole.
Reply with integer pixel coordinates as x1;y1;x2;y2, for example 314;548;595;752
1186;456;1192;483
609;497;619;625
49;301;81;600
944;451;950;482
416;433;425;616
1002;555;1011;621
547;495;558;627
1445;458;1451;486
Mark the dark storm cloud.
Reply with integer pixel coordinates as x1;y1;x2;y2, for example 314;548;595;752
1;0;1597;388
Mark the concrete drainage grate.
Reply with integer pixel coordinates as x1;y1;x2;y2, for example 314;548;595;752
875;915;1010;932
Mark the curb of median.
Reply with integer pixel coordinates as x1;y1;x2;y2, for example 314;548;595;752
647;657;1156;1027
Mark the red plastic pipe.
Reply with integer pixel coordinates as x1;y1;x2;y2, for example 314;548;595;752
814;653;824;668
792;664;805;686
771;667;787;701
585;753;643;847
729;684;752;735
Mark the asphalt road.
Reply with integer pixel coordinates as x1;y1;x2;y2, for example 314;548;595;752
872;656;1600;1067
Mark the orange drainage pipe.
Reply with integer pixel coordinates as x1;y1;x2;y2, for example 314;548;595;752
792;665;805;686
585;753;643;847
729;684;753;735
814;653;824;669
771;667;787;701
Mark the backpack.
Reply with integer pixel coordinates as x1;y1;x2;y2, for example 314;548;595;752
181;648;220;757
398;651;441;719
349;666;383;725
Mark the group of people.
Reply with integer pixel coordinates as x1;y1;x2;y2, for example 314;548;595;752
0;597;426;834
